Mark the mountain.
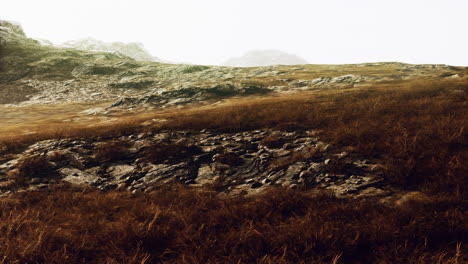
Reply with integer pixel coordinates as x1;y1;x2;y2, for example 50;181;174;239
0;19;466;263
0;20;272;106
61;38;159;62
1;19;464;108
222;50;309;67
0;20;27;45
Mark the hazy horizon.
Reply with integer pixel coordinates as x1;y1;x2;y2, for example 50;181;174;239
2;0;467;66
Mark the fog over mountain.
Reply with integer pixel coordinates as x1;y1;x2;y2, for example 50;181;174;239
3;0;467;66
61;38;159;62
222;50;309;67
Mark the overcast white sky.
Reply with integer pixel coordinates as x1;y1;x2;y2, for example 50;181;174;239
1;0;467;66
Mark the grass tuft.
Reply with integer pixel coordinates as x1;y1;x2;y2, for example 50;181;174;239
0;186;464;263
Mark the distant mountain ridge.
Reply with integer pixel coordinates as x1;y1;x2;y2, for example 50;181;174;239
1;19;465;108
222;50;309;67
61;38;159;62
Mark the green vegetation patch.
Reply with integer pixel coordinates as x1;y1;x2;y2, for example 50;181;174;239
180;65;210;74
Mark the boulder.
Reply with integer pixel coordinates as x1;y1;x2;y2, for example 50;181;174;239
60;168;100;185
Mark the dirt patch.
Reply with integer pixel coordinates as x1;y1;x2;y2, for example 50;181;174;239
0;84;38;104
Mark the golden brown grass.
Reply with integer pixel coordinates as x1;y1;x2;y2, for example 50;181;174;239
0;79;467;263
143;142;202;164
260;135;286;149
7;155;55;186
0;185;465;264
95;140;130;163
152;80;467;195
213;152;244;166
1;79;467;195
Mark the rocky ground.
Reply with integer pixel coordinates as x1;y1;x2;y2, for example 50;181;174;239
0;129;397;200
0;19;464;203
1;20;467;110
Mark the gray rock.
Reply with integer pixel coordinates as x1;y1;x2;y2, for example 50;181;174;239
80;107;108;115
0;158;19;173
60;168;100;185
108;165;136;179
0;128;391;199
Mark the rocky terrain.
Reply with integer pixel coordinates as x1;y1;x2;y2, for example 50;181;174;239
0;129;391;199
1;19;466;109
0;18;466;263
0;19;466;203
60;37;160;62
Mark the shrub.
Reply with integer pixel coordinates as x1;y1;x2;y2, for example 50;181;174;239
180;65;209;74
9;155;54;185
260;135;285;148
213;152;244;166
95;141;129;162
143;142;202;164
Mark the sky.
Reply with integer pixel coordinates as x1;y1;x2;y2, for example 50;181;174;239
1;0;467;66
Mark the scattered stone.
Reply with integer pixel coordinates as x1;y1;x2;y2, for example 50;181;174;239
0;129;392;198
108;165;135;179
80;107;109;115
60;168;100;185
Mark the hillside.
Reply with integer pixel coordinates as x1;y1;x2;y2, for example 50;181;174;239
0;20;466;263
60;37;159;62
1;20;466;109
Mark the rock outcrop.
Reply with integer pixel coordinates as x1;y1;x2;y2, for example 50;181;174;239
109;82;271;108
1;19;465;109
61;38;159;62
0;20;33;46
290;74;365;89
0;129;390;198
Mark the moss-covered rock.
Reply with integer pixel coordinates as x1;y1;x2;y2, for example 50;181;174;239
180;65;209;74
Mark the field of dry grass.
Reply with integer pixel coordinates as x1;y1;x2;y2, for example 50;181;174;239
0;186;465;264
1;79;466;193
0;79;466;263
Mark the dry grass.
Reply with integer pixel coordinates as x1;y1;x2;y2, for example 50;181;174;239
260;135;286;149
151;79;467;195
1;79;466;195
95;140;130;163
0;186;464;263
213;152;244;166
8;155;55;186
0;79;467;263
143;142;202;164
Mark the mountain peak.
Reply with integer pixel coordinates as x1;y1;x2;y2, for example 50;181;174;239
0;20;26;37
0;20;32;46
61;37;159;62
222;49;308;67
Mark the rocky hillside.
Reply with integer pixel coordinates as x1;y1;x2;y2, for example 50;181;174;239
0;20;466;202
0;18;466;264
1;19;466;108
61;38;159;62
222;50;309;67
0;129;391;199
